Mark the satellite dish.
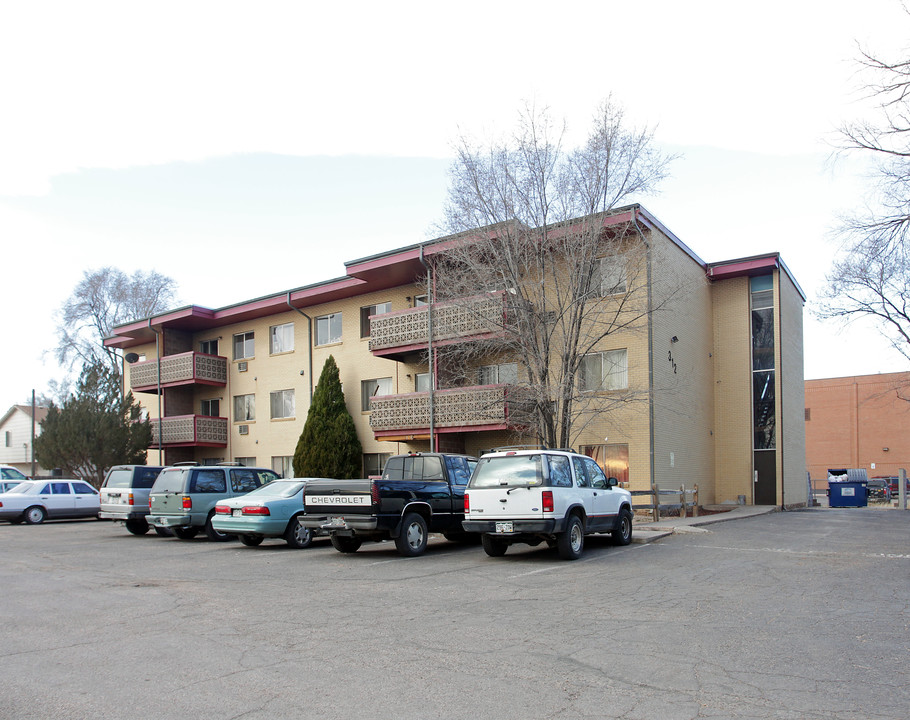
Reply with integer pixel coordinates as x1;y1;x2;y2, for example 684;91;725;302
125;353;140;364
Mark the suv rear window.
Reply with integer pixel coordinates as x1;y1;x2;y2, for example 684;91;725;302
152;468;190;494
470;454;544;488
104;467;161;489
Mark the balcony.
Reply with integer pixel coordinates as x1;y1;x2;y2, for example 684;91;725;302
369;384;530;439
130;352;228;393
369;293;511;360
149;415;228;448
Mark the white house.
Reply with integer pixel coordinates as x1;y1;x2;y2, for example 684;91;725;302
0;404;48;477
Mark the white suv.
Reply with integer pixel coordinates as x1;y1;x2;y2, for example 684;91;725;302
462;449;633;560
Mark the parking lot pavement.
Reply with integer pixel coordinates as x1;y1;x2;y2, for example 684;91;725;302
0;510;908;720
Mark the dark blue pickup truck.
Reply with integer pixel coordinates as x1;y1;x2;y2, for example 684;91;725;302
300;453;476;556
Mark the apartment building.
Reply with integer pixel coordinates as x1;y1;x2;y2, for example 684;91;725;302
105;205;807;507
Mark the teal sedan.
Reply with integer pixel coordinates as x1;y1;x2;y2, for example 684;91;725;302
211;479;328;548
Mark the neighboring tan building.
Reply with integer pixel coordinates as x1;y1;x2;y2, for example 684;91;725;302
0;404;49;477
105;205;807;507
805;371;910;484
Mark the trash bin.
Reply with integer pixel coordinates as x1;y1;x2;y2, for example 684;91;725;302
827;480;868;508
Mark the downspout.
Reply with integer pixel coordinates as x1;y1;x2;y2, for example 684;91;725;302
419;246;436;452
148;320;163;464
631;208;656;493
287;293;314;406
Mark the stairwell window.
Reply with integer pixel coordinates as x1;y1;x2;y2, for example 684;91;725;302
595;257;627;296
316;313;342;346
270;389;295;420
200;399;220;417
579;350;628;391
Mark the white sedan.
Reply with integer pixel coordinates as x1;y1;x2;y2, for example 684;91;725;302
0;479;100;524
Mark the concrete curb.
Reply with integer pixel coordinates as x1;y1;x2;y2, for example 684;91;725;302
631;505;778;544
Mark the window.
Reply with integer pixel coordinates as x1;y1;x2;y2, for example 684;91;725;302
361;377;393;411
548;455;572;487
445;456;472;486
360;302;391;338
414;295;428;306
579;350;628;391
51;482;72;494
191;469;226;493
316;313;342;345
199;339;219;355
72;482;97;495
415;372;431;392
270;389;295;419
233;331;255;360
477;362;518;385
272;456;293;478
200;399;220;417
234;457;256;466
234;394;255;422
581;444;629;486
572;456;589;487
363;453;391;478
595;257;627;296
270;322;294;354
230;468;262;493
4;431;9;447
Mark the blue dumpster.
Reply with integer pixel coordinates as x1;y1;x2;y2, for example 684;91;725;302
827;481;868;508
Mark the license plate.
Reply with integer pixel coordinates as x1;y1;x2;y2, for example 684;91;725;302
495;522;513;533
233;509;243;517
328;516;347;527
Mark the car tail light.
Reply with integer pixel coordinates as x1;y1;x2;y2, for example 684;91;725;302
542;490;554;513
149;498;153;509
243;506;270;516
464;493;470;513
214;505;231;515
182;496;192;510
371;480;380;506
127;493;135;506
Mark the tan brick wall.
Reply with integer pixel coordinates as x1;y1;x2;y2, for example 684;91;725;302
805;371;910;481
779;271;807;506
648;230;717;503
711;276;753;503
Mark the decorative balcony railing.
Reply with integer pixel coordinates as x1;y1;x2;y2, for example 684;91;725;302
130;352;227;393
369;293;511;356
149;415;228;447
369;384;530;434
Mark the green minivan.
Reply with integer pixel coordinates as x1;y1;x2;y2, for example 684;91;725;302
147;464;280;541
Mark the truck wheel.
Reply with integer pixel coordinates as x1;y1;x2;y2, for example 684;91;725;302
395;512;428;556
125;519;150;535
557;514;584;560
331;535;362;553
481;534;508;557
612;508;633;546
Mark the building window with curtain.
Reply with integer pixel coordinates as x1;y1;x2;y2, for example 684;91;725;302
233;394;255;422
579;349;628;391
361;377;393;411
269;322;294;354
233;331;254;360
270;389;295;420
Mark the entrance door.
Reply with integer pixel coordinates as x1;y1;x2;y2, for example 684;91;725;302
754;450;777;505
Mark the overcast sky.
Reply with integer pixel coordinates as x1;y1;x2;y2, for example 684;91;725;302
2;0;909;411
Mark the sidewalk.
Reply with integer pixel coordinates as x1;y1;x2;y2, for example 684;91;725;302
631;505;779;544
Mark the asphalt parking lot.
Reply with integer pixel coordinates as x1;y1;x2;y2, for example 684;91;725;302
0;508;908;720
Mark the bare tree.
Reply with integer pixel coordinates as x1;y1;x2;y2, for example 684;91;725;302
431;98;677;449
55;267;178;379
820;39;910;362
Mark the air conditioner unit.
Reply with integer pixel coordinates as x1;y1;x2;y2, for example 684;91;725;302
238;425;249;435
238;361;248;372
